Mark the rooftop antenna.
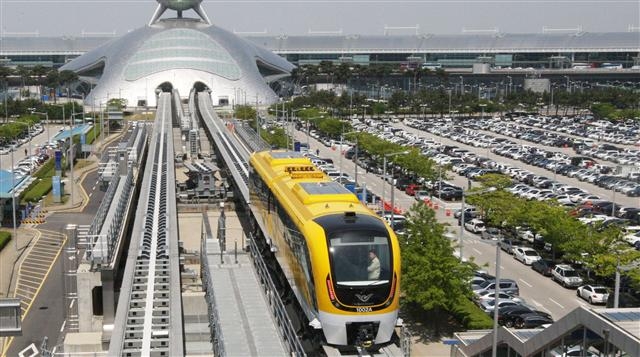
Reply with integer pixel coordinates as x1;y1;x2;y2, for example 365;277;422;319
308;28;343;35
1;30;40;37
384;25;419;36
149;0;211;26
233;29;268;35
461;27;499;34
542;26;583;34
81;30;117;37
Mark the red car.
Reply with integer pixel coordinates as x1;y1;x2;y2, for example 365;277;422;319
405;184;421;196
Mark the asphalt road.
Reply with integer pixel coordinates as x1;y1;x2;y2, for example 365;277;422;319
294;127;597;322
5;127;125;356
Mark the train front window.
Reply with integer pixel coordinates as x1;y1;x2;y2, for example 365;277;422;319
328;230;391;286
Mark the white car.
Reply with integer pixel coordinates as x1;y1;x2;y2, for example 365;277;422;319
623;232;640;249
513;247;542;265
576;285;609;305
464;219;486;234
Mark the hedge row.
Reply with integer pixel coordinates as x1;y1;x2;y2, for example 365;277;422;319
22;178;52;203
0;231;11;252
452;298;494;330
20;158;55;203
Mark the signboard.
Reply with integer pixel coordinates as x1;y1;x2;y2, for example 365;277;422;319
54;150;62;171
52;176;61;203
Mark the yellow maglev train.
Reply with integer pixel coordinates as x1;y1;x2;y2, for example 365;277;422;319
249;150;401;347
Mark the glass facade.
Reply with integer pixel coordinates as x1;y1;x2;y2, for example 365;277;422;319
124;29;241;81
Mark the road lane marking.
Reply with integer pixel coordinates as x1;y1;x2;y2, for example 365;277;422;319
530;299;542;307
549;298;565;309
518;279;533;288
60;319;67;332
472;248;482;255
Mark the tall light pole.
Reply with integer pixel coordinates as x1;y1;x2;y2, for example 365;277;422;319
383;151;409;229
479;103;487;120
492;234;502;357
340;130;359;180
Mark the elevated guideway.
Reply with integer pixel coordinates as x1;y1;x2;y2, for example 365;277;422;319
109;92;183;356
196;92;251;203
195;92;306;356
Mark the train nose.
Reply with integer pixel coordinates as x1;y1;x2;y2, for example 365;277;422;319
347;321;379;347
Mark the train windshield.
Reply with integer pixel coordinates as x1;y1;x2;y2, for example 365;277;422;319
328;230;391;286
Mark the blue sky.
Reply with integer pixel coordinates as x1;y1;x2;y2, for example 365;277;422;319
0;0;638;36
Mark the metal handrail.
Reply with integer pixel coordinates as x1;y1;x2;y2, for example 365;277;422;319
247;233;306;357
201;214;226;357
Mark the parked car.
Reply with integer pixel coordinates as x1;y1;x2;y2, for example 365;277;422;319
464;218;486;234
531;259;555;276
474;291;525;305
493;305;552;327
552;264;583;288
479;298;521;313
576;285;609;304
473;279;520;297
512;313;554;329
414;190;431;202
481;227;501;240
513;247;542;265
499;238;518;255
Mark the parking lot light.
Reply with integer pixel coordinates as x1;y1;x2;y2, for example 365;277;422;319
383;150;409;230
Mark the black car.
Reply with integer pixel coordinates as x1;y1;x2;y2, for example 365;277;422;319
513;313;554;329
494;305;552;327
531;259;555;276
439;187;463;201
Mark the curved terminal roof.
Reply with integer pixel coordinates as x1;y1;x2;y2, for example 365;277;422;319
59;19;294;107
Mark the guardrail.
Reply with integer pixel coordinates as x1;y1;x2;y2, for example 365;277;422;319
247;232;306;357
200;212;226;357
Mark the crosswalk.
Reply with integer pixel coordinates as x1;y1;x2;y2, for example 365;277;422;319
14;230;66;315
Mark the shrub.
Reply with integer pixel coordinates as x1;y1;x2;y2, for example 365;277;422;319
34;158;54;179
451;298;494;329
0;231;11;252
21;178;52;203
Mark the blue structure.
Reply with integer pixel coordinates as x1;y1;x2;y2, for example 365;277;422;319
0;170;28;199
53;124;93;142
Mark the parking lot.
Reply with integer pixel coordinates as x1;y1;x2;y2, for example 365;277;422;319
292;113;640;324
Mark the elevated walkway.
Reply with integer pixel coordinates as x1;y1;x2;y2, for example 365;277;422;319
201;210;287;356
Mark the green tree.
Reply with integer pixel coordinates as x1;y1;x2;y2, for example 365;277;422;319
235;105;256;120
401;202;473;334
58;70;79;97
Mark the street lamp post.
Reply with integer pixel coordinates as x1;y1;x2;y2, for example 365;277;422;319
340;130;359;181
479;103;487;120
383;151;409;230
492;237;502;357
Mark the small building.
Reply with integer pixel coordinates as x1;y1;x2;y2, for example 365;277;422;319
177;161;224;200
